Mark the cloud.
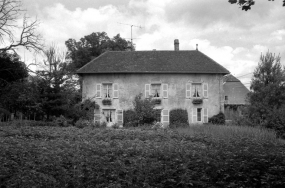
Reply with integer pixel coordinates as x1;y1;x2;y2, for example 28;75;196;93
15;0;284;87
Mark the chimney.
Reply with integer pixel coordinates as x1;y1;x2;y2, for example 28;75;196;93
196;44;198;51
174;39;179;51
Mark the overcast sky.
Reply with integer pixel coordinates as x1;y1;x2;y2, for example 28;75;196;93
18;0;285;87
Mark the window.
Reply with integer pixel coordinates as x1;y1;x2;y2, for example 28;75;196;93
103;84;112;98
103;109;115;123
192;108;208;123
192;83;202;98
151;84;161;98
225;96;228;100
197;108;202;122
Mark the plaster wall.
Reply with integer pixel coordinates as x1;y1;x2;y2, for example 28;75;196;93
82;73;224;124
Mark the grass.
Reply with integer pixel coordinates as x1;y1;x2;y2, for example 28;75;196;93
0;123;285;187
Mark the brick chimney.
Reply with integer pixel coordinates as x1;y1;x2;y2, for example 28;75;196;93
174;39;179;51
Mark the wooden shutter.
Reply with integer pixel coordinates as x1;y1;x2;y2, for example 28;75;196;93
161;109;169;125
203;83;208;98
145;84;150;98
96;84;101;98
203;108;208;123
186;83;191;98
192;108;197;123
162;84;168;98
94;108;101;123
113;83;119;98
116;110;123;126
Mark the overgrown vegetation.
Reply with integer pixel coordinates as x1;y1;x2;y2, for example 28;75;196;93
209;112;225;125
0;124;284;187
169;108;189;128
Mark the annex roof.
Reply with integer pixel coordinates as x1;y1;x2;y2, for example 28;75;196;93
77;50;230;74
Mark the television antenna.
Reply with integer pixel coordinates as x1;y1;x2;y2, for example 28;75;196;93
117;22;143;51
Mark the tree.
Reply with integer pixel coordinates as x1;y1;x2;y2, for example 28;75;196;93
247;51;285;137
65;32;132;72
0;0;43;53
36;45;80;120
228;0;285;11
0;51;28;87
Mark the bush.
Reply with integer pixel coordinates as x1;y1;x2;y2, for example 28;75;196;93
209;112;225;125
53;115;71;127
123;109;137;127
169;109;189;128
133;94;156;126
75;119;93;128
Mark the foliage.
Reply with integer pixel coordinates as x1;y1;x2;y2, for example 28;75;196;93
246;52;285;138
65;32;133;72
123;109;137;127
228;0;285;11
102;98;112;105
192;98;203;104
0;125;284;187
36;45;80;120
153;98;161;104
209;112;225;125
133;94;157;126
75;119;93;129
169;108;189;128
0;0;43;52
0;52;28;87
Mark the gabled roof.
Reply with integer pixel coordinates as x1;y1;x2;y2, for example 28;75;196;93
77;50;230;74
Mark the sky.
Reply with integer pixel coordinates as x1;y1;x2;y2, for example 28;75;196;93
15;0;285;87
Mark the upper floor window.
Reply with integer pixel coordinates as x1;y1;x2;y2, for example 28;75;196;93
186;82;208;98
151;84;161;98
145;83;168;99
103;84;112;98
96;83;119;99
192;83;202;98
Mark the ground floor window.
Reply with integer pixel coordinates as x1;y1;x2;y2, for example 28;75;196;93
103;109;115;123
197;108;202;122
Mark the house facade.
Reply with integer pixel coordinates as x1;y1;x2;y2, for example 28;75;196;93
223;74;249;121
77;40;230;127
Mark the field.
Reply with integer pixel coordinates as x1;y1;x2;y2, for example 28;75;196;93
0;124;285;187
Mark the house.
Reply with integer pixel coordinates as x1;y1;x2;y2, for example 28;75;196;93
77;39;230;127
223;74;250;121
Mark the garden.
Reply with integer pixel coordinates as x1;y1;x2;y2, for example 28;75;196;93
0;122;284;188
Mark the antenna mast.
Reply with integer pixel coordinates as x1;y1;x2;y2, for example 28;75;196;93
117;22;142;51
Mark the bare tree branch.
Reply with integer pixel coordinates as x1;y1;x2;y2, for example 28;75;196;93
0;0;43;53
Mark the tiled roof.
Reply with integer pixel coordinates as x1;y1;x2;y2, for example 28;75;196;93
223;74;240;82
77;50;230;74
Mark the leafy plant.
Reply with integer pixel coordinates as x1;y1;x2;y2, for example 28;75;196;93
133;93;156;126
169;108;189;128
102;99;112;105
209;112;225;125
192;98;203;104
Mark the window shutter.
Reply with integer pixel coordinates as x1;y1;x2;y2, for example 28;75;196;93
113;83;119;98
192;108;197;123
116;110;123;126
96;84;101;98
203;83;208;98
162;84;168;98
145;84;150;98
186;83;191;98
94;108;101;123
203;108;208;123
161;109;169;125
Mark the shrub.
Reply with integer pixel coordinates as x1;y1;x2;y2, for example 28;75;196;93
53;115;70;127
169;108;189;128
75;119;92;128
209;112;225;125
133;93;156;126
123;109;137;127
